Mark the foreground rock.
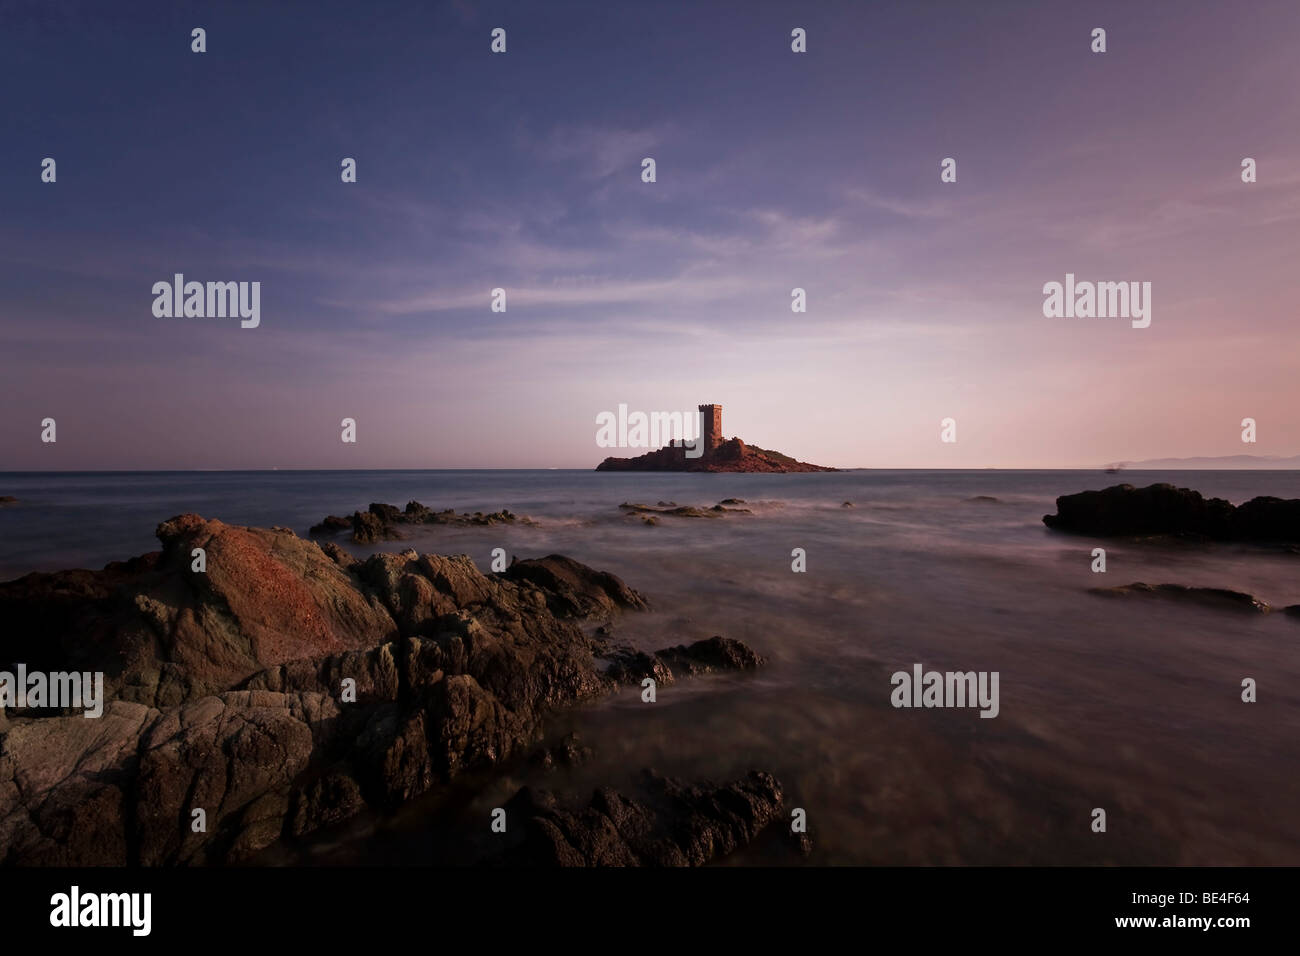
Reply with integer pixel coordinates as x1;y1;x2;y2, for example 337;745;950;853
0;515;762;865
1044;483;1300;541
503;769;785;866
311;500;535;544
1089;582;1271;613
598;437;835;473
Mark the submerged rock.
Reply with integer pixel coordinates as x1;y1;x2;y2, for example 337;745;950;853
619;501;753;519
605;636;765;685
310;500;535;544
1088;582;1271;613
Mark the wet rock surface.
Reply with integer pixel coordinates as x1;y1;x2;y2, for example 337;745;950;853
1088;582;1272;613
619;501;754;519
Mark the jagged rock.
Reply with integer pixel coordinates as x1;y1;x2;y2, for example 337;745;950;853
0;515;762;866
1089;582;1271;613
309;500;535;544
504;770;784;866
308;514;351;535
606;636;764;685
0;515;397;707
1044;483;1300;541
619;501;753;519
133;691;333;865
502;554;648;617
656;636;765;676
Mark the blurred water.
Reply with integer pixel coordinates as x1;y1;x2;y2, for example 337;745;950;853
2;469;1298;864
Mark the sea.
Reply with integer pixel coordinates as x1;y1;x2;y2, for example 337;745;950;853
2;468;1298;865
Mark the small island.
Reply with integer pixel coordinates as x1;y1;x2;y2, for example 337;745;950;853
596;404;836;472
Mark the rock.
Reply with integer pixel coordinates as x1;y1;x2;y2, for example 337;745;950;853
598;437;835;473
619;501;752;519
606;636;765;685
502;554;649;617
1282;605;1300;620
1088;582;1271;613
134;691;331;865
841;501;853;508
309;500;536;544
503;769;785;866
0;514;767;866
656;636;765;676
1044;483;1300;541
0;700;158;865
0;496;16;505
530;733;594;771
719;498;746;505
308;514;351;535
0;514;397;707
966;495;1000;503
352;510;398;545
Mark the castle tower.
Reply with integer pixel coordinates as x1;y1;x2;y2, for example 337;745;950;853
698;404;722;455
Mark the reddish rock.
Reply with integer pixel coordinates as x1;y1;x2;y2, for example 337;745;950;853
0;515;765;866
598;437;834;473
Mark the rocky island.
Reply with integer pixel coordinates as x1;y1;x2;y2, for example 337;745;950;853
596;404;836;473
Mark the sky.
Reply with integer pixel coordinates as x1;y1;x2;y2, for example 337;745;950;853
2;0;1298;470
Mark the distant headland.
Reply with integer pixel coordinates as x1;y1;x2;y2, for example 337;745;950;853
596;404;836;473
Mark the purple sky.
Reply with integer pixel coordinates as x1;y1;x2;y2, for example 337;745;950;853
2;0;1298;469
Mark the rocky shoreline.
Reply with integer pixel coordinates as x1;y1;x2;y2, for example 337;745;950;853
0;513;777;866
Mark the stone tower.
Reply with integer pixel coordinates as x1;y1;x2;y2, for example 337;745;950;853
698;404;722;455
